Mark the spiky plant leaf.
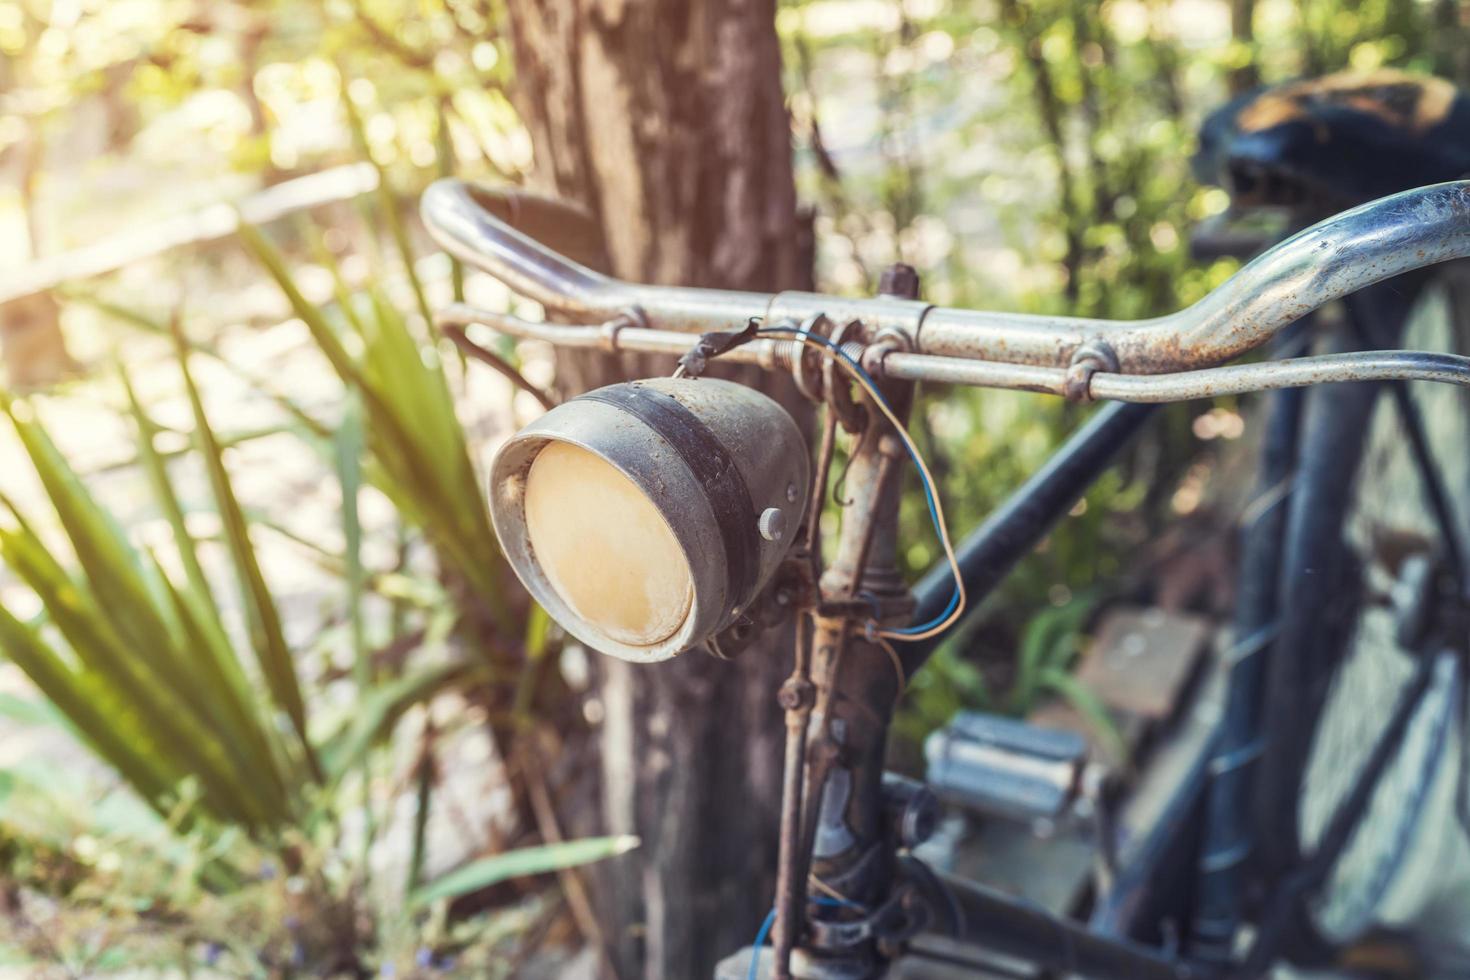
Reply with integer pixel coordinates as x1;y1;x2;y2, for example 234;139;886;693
411;836;640;908
171;330;322;783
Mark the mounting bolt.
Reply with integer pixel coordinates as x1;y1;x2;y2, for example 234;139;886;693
878;263;921;300
758;507;786;542
777;677;815;710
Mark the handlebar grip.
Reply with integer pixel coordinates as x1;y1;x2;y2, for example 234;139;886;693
1118;179;1470;370
918;180;1470;372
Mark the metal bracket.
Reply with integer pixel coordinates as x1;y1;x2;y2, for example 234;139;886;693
599;307;645;352
806;884;927;950
672;316;761;379
812;837;882;896
705;557;811;659
1065;341;1120;402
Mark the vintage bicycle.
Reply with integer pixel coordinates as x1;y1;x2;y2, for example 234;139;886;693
418;75;1470;980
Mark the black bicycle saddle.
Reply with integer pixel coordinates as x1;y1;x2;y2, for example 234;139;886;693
1194;69;1470;209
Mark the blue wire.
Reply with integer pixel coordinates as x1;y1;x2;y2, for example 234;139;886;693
745;910;777;980
746;897;866;980
757;325;961;637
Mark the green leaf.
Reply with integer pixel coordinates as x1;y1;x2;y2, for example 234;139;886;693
1039;669;1127;764
119;365;275;778
1009;594;1096;714
146;548;295;817
411;835;640;908
118;363;217;610
0;602;175;810
0;478;278;827
319;659;479;782
435;98;465;305
336;393;368;691
512;605;552;719
239;218;511;636
305;220;369;336
0;393;180;659
172;330;322;783
76;292;337;448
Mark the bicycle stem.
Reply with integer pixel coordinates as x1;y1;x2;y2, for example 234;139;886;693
765;361;1196;979
780;380;915;978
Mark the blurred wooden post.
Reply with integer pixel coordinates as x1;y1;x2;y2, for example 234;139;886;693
3;123;77;390
505;2;813;976
1;291;75;389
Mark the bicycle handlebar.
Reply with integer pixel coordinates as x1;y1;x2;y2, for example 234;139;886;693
421;179;770;330
421;178;1470;390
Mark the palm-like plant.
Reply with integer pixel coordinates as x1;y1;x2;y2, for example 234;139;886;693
0;329;624;972
0;340;494;824
238;221;513;637
0;367;311;832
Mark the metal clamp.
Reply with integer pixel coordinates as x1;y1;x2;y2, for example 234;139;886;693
1064;341;1120;402
824;317;869;432
599;308;644;352
786;313;832;402
806;884;928;950
671;316;760;379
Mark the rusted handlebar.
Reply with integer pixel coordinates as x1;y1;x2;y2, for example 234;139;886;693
422;177;1470;378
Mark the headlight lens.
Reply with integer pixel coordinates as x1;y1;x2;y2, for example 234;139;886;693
524;441;693;646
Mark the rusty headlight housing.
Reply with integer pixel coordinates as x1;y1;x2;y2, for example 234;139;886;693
489;378;809;662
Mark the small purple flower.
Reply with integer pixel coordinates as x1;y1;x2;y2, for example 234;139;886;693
416;948;434;968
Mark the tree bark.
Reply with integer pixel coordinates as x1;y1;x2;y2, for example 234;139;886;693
504;3;812;976
1433;0;1470;88
1228;0;1259;96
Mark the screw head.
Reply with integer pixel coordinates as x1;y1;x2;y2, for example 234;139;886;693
878;263;921;299
758;507;786;542
777;677;814;710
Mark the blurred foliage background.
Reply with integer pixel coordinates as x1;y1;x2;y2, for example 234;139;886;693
0;0;1467;975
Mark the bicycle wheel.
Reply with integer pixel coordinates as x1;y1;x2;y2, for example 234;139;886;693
1257;270;1470;959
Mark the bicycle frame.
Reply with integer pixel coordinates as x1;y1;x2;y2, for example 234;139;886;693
421;178;1470;979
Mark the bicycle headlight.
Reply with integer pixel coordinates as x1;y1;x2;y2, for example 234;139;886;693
489;378;809;662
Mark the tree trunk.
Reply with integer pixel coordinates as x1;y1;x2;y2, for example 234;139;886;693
504;3;812;977
1433;0;1470;88
1227;0;1259;95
